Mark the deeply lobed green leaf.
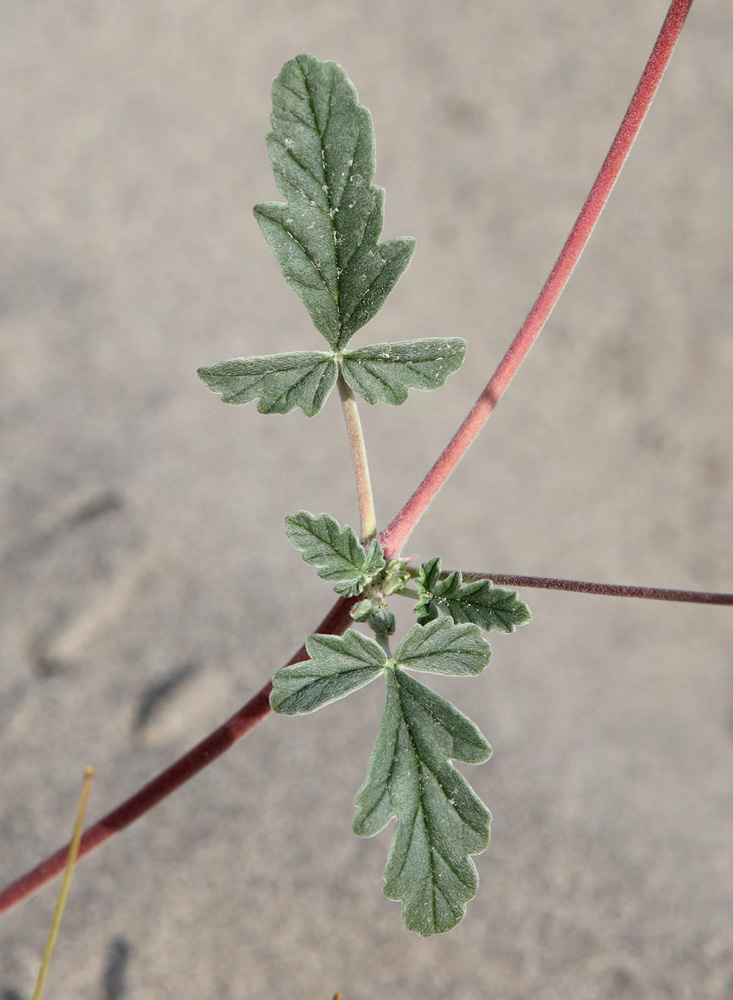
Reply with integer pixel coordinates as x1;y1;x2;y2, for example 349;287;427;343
198;335;466;416
340;338;466;405
353;667;492;936
271;614;496;934
394;618;491;676
271;630;386;714
442;578;533;633
415;558;532;633
197;351;337;416
285;511;385;596
199;59;467;416
255;54;415;348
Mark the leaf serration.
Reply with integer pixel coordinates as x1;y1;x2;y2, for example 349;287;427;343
414;557;532;633
255;54;416;350
353;665;492;937
285;511;385;597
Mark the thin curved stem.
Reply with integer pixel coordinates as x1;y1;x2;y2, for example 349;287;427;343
458;572;733;606
337;371;377;543
379;0;695;560
0;0;697;916
32;767;94;1000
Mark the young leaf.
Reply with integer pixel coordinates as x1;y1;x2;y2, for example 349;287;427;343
271;630;386;715
414;558;454;623
415;558;532;633
414;567;462;624
285;511;386;596
419;557;441;589
197;351;337;416
254;54;415;349
442;578;533;633
394;618;491;676
381;559;411;597
340;338;466;406
353;667;492;936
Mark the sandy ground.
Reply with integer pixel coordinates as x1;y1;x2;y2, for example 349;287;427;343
1;2;731;998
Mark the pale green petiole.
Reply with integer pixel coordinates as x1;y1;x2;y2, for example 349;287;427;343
337;371;377;544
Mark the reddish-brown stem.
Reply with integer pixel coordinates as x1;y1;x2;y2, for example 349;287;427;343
0;597;354;917
459;573;733;606
379;0;695;560
0;0;696;916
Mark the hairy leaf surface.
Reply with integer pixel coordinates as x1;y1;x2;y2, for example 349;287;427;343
394;618;491;676
271;630;386;714
341;338;466;405
255;54;415;348
197;351;337;416
285;511;385;596
353;667;492;936
415;558;532;633
442;578;533;633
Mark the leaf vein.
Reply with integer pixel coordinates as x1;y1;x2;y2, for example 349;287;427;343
342;257;396;328
323;67;335;136
274;139;325;189
335;129;361;213
270;361;324;406
392;793;421;882
399;682;487;840
418;763;475;886
264;216;332;294
298;58;324;139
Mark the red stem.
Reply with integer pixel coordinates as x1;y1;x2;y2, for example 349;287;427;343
0;597;354;916
379;0;694;560
0;0;696;916
461;573;733;605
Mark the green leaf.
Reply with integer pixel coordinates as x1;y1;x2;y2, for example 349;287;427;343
394;618;491;677
285;511;386;596
414;568;463;624
197;351;337;416
255;54;416;349
381;559;411;597
413;596;439;625
353;667;492;936
340;338;466;406
271;630;386;715
414;558;532;633
442;578;533;633
414;557;445;624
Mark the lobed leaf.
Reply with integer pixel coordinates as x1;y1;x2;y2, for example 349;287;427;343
394;618;491;676
255;54;415;349
380;559;411;597
340;338;466;406
415;558;532;633
442;578;533;633
353;667;492;936
197;351;337;416
285;511;386;596
418;557;441;590
271;630;386;715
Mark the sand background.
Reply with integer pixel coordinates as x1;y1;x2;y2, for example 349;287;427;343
1;1;731;997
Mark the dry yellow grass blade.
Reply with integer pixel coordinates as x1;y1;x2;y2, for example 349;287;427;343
31;766;95;1000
